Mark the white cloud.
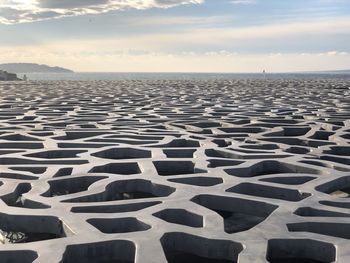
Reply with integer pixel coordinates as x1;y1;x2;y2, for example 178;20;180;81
230;0;256;5
0;0;204;24
325;51;348;56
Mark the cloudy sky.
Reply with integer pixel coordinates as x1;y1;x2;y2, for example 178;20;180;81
0;0;350;72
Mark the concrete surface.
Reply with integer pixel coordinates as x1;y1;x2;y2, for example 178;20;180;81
0;79;349;262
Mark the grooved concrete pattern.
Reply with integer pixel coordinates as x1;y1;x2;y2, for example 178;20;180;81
0;79;349;263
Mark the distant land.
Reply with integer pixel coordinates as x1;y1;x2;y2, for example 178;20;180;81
319;69;350;74
293;69;350;74
0;63;74;73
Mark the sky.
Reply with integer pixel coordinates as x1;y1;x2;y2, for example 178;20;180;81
0;0;350;72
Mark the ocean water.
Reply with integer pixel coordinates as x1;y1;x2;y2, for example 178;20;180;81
20;72;350;81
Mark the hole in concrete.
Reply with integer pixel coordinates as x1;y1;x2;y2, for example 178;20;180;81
0;214;73;244
324;146;350;156
0;143;43;149
0;172;37;180
219;127;264;134
89;163;141;175
43;176;107;197
287;222;350;240
190;122;221;128
161;232;242;263
284;147;310;154
341;133;350;140
265;127;311;137
0;134;42;141
316;176;350;198
212;139;232;147
230;147;273;154
163;149;196;158
153;161;206;176
61;240;135;263
9;167;47;174
0;250;38;263
260;176;316;185
205;149;237;159
25;150;86;159
329;188;350;198
88;217;150;233
154;139;200;148
320;155;350;165
29;132;54;137
54;131;111;140
309;131;334;141
294;207;350;217
1;183;49;209
169;176;223;187
227;183;311;202
58;143;114;148
240;144;279;150
64;179;175;203
71;201;161;213
54;168;73;177
107;134;163;141
208;159;244;168
225;160;321;178
266;239;336;263
0;157;88;165
320;200;350;209
92;147;151;160
261;137;334;148
154;209;203;228
87;138;156;145
1;183;37;208
300;160;350;172
192;195;277;234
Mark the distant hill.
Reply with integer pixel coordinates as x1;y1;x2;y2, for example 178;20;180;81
0;63;74;73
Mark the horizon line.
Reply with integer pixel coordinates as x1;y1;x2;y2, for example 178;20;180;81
21;70;350;74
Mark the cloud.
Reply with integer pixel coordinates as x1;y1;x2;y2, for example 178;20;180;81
38;0;110;9
230;0;256;5
0;0;204;24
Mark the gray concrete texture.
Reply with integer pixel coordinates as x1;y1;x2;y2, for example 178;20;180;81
0;79;349;262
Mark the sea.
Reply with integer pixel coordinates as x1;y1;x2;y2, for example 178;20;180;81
20;72;350;81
